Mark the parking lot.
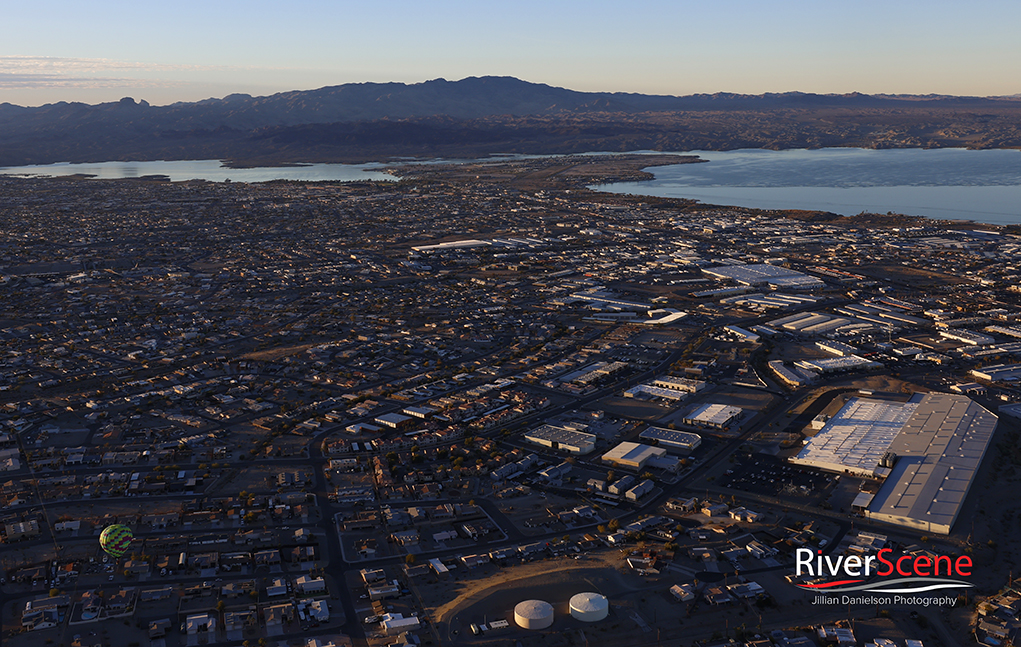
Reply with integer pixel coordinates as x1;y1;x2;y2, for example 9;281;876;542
717;454;833;500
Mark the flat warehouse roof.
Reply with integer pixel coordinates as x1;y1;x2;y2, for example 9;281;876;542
525;424;596;446
639;427;701;447
602;442;664;465
376;412;413;423
703;263;805;283
789;398;918;475
868;393;997;534
686;403;742;425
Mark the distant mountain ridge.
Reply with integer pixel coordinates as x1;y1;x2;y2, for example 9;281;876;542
2;76;1021;167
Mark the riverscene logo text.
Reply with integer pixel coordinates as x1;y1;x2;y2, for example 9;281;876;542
793;547;973;597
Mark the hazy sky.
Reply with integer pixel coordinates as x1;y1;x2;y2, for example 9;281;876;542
3;0;1020;106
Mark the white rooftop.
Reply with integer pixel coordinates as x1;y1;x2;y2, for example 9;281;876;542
525;424;596;448
602;441;665;465
790;398;918;476
868;393;997;534
703;263;806;285
687;403;743;425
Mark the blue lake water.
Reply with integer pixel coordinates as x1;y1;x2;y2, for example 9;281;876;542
5;149;1021;225
594;148;1021;225
0;159;395;183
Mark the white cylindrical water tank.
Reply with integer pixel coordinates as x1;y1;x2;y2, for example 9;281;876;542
514;599;554;629
569;592;609;622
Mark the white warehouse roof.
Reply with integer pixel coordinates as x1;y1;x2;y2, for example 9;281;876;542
602;442;665;469
789;398;917;476
703;263;809;286
685;403;743;427
867;393;997;535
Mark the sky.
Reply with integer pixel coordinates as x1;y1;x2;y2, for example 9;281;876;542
3;0;1020;107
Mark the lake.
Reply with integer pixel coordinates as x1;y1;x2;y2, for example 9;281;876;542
5;149;1021;226
0;159;395;183
594;148;1021;226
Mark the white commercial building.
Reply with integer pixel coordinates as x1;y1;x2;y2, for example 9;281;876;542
770;360;813;387
381;613;421;635
794;356;883;374
791;393;997;535
724;325;761;343
817;340;860;357
650;376;706;393
971;363;1021;382
867;394;997;535
523;425;596;454
624;384;687;401
769;311;866;336
789;398;918;477
703;263;825;290
682;404;743;429
602;442;666;470
638;427;702;452
940;329;996;346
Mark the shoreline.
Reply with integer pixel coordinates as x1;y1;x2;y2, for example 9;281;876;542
2;149;1020;230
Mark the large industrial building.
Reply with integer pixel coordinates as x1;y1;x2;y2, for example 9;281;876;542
638;427;702;452
650;376;706;393
374;412;415;430
702;263;825;290
524;424;596;455
972;363;1021;382
602;442;666;469
790;398;916;477
601;442;679;471
683;404;743;429
791;393;997;535
794;356;883;374
867;394;997;534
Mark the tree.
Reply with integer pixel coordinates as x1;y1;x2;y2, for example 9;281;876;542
405;554;417;565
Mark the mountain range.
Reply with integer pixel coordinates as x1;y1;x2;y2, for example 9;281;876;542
3;76;1021;167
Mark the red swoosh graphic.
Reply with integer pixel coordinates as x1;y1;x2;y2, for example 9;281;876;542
797;580;865;589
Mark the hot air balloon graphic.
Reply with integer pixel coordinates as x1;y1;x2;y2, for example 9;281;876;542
99;524;134;558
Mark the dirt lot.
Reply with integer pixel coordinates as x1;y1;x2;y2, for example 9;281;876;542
414;554;661;646
408;545;900;647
